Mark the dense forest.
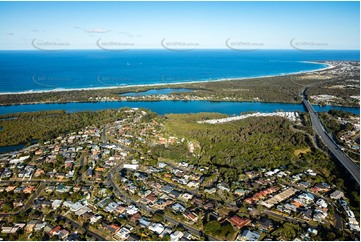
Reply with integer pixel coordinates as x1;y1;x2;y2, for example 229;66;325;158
162;113;329;183
319;110;357;134
0;109;131;147
165;113;309;166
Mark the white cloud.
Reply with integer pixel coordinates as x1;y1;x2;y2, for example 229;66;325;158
85;28;110;33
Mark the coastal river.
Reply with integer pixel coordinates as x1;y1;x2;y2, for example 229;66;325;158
0;100;359;153
0;100;359;115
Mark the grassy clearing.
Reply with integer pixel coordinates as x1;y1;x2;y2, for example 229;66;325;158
293;147;311;156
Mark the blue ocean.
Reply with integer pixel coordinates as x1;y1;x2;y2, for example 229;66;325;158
0;49;359;93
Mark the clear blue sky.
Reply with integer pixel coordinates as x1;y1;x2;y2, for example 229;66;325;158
0;1;359;50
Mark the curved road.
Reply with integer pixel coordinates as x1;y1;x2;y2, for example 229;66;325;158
107;164;220;240
0;183;45;217
302;89;360;185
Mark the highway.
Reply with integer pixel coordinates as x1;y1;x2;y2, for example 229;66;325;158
302;90;360;185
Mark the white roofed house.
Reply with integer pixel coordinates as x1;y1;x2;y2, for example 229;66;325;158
124;164;139;170
205;187;216;194
298;181;311;188
330;190;344;200
172;203;186;213
90;215;102;224
346;209;355;218
75;206;92;216
298;193;314;204
348;217;360;232
52;200;63;210
126;205;139;215
234;189;248;196
34;222;47;232
307;227;318;235
148;223;165;235
63;201;83;212
291;173;302;182
1;226;19;234
115;227;132;240
277;171;287;178
159;227;173;238
105;202;118;213
316;199;328;208
313;209;328;222
9;155;30;165
187;180;200;188
180;192;193;202
170;231;184;241
178;162;189;168
217;183;231;192
139;217;151;228
284;203;297;212
265;171;275;177
237;230;261;241
305;169;317;176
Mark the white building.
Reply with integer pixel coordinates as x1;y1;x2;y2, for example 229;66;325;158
115;227;132;240
123;164;139;170
148;223;165;235
126;205;139;215
52;200;63;209
330;190;344;200
172;203;186;213
316;199;328;208
170;231;184;241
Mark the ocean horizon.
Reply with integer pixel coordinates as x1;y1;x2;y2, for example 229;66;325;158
0;49;359;93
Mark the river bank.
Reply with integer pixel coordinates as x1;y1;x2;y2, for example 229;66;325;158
0;100;359;116
0;102;359;154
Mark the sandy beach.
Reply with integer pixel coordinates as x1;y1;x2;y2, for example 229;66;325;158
0;61;334;96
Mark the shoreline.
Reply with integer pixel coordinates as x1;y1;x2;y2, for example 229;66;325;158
0;99;359;110
0;61;333;96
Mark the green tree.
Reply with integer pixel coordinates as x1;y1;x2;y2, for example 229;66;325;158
327;232;336;240
281;222;298;239
2;203;13;212
161;234;171;241
204;220;221;235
